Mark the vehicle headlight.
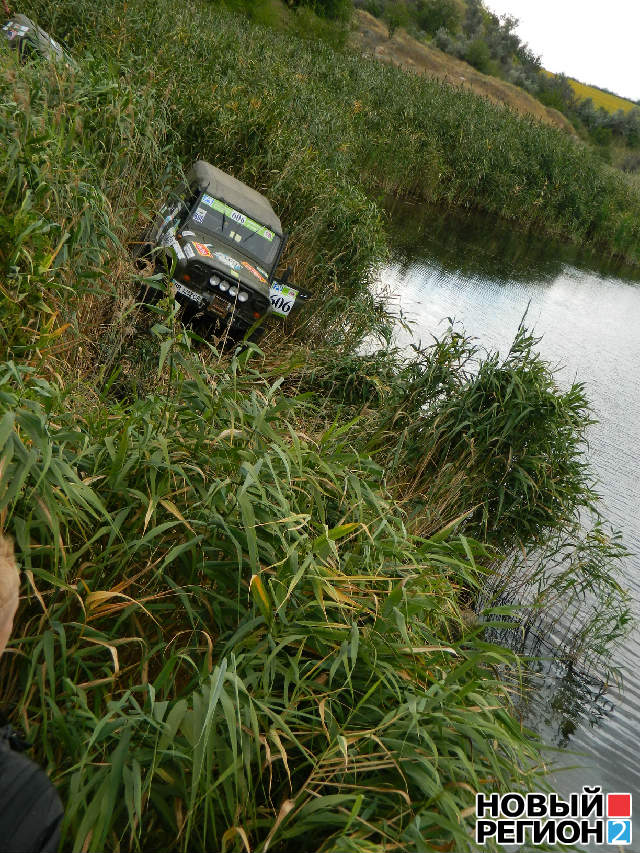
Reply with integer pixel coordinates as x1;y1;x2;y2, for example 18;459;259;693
209;275;220;287
218;280;229;292
238;290;249;303
229;286;238;297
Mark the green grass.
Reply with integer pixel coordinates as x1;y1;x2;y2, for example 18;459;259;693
0;2;632;851
13;0;640;266
1;343;550;852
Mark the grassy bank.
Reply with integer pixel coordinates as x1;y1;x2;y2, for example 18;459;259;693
1;343;550;852
15;0;640;265
0;3;631;851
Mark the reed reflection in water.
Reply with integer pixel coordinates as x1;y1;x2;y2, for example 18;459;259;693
381;201;640;849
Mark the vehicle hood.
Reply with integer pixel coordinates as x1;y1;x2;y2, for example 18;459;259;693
176;231;271;296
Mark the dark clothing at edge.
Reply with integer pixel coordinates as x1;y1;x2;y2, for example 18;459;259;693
0;732;63;853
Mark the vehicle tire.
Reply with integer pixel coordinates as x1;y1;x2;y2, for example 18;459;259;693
136;279;163;306
131;229;153;269
220;323;265;353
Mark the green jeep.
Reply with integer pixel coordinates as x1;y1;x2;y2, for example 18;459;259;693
137;161;308;343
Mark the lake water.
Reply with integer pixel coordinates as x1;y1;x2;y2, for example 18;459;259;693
382;201;640;848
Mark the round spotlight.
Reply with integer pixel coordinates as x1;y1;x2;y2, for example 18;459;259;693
238;290;249;303
209;275;220;287
229;286;238;297
218;280;229;292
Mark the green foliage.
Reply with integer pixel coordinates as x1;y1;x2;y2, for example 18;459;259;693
0;348;543;852
536;73;577;114
11;0;640;263
0;4;632;851
464;37;492;73
404;325;597;547
382;0;409;37
304;324;601;550
366;0;640;160
286;0;353;22
415;0;460;36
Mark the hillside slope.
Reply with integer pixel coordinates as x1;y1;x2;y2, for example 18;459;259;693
352;10;575;134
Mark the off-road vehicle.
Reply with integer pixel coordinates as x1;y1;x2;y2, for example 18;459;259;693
137;161;308;342
2;13;75;66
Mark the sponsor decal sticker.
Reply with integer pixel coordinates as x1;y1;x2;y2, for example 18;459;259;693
241;261;266;283
206;198;276;242
184;244;195;259
160;224;178;246
201;194;215;207
269;282;298;317
192;207;206;224
214;252;242;272
193;242;212;258
171;239;185;260
4;22;30;38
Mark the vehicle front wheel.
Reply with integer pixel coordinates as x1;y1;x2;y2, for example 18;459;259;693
131;229;153;269
136;279;164;306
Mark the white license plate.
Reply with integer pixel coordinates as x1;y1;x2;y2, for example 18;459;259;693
173;280;203;304
269;282;298;317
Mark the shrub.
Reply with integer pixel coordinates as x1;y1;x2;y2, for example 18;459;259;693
464;37;492;73
415;0;461;36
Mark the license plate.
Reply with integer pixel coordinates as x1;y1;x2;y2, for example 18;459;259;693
173;280;203;304
269;282;298;317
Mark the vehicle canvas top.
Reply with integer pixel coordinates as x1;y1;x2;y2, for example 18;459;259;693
2;14;73;65
187;161;282;236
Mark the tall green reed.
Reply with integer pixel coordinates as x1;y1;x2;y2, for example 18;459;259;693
22;0;640;263
0;343;542;852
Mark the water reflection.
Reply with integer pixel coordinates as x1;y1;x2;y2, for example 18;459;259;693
382;199;640;849
386;197;640;286
521;640;615;751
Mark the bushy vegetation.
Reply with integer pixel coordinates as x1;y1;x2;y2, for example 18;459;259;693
359;0;540;78
0;1;631;850
536;74;640;155
567;77;639;114
12;0;640;261
2;337;554;852
300;325;604;550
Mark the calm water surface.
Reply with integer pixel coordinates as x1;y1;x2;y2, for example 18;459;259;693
382;202;640;847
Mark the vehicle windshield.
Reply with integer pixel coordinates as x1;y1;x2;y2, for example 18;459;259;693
185;193;281;268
